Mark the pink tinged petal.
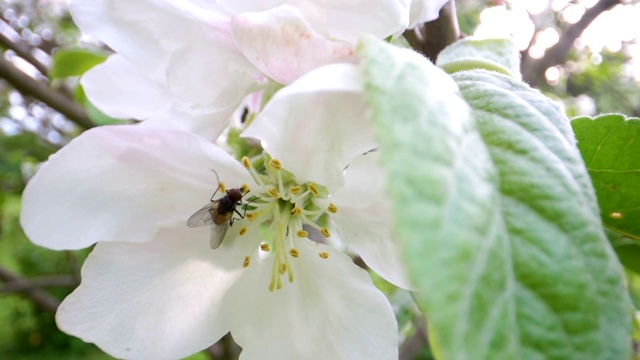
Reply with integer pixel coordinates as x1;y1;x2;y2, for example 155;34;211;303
409;0;450;28
331;152;413;290
232;5;356;85
242;64;377;191
226;239;398;359
20;126;251;250
71;0;258;106
56;226;260;360
81;55;170;120
325;0;411;43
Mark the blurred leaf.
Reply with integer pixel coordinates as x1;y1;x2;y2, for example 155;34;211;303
607;229;640;274
437;38;521;79
572;114;640;240
359;35;631;359
50;48;108;80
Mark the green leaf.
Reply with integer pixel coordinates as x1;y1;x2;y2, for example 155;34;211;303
606;228;640;274
571;114;640;240
50;47;109;79
436;38;521;79
74;85;124;125
358;35;631;359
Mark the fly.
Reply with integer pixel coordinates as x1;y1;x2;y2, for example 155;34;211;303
187;171;249;249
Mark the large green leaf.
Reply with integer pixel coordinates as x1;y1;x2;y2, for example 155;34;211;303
436;38;521;79
571;114;640;240
358;36;630;359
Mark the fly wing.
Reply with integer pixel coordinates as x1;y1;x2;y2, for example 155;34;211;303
187;202;217;228
209;221;230;249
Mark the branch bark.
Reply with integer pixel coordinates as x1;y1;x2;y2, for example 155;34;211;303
521;0;622;86
0;55;95;129
0;266;62;313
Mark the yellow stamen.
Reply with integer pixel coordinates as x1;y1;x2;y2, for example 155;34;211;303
289;185;302;195
289;248;300;258
296;230;308;238
308;182;319;196
260;243;271;251
218;182;226;193
327;203;338;214
321;228;331;238
279;263;287;274
267;188;280;198
239;227;247;236
240;184;250;193
319;252;329;259
246;212;257;221
291;206;302;216
241;156;251;169
269;159;282;170
243;256;251;267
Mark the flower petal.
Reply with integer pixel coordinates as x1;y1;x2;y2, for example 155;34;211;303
20;126;251;250
242;63;377;191
81;54;170;120
226;239;398;359
325;0;410;43
409;0;449;28
330;152;412;289
231;5;356;85
56;225;260;360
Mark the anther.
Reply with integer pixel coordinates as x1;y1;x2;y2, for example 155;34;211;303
243;256;251;267
246;212;257;221
219;182;226;193
289;248;300;258
291;206;302;216
260;243;270;252
279;263;287;274
241;156;251;169
269;159;282;170
267;188;280;198
308;182;319;196
321;228;331;238
240;184;251;193
327;203;338;214
289;185;302;195
296;230;309;238
239;227;248;236
319;252;329;259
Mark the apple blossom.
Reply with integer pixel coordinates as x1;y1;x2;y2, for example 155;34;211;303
72;0;447;140
21;63;409;358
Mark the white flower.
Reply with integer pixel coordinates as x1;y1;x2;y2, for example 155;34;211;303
72;0;420;140
21;64;409;359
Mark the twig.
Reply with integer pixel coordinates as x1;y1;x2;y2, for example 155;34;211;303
2;274;78;292
399;319;429;360
521;0;622;86
0;266;61;313
0;54;95;129
0;21;49;75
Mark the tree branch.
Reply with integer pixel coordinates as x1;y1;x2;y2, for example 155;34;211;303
0;22;49;76
0;54;95;129
403;0;460;62
0;266;62;313
521;0;621;86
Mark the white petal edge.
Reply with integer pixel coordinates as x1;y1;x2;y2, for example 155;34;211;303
81;54;170;120
225;239;398;360
325;0;411;43
242;63;377;191
330;152;413;289
231;5;356;85
408;0;450;28
20;126;251;250
57;225;261;360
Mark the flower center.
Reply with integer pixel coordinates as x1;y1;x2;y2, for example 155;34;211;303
238;156;337;291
